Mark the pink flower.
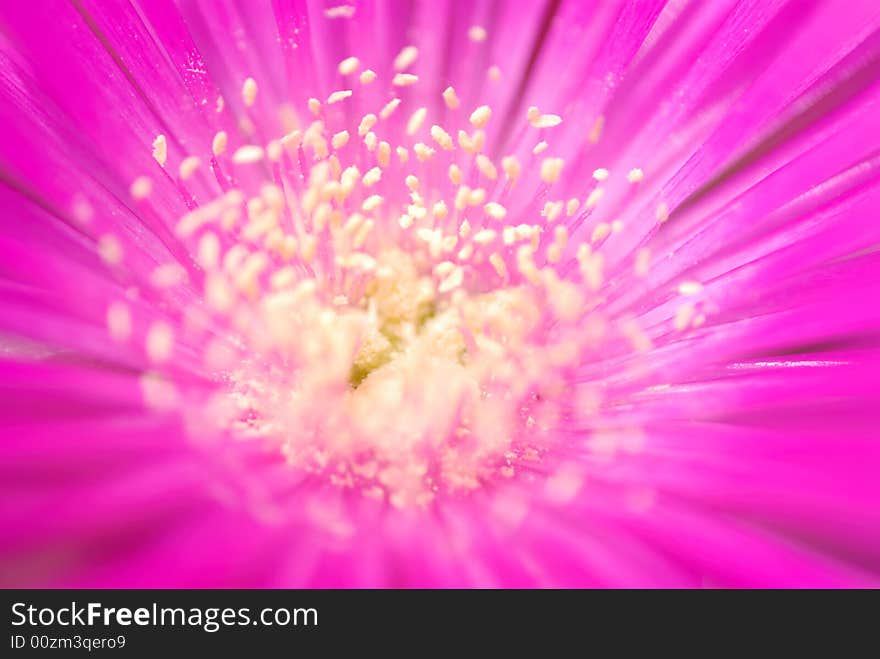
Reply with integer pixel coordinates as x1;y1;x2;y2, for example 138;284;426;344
1;0;879;587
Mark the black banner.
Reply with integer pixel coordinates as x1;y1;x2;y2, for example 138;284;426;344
2;589;875;653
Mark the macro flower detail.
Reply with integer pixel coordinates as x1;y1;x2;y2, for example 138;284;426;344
2;0;880;587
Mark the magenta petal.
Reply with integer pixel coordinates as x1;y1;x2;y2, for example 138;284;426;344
1;0;879;588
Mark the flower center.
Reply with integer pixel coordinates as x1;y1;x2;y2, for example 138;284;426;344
105;42;671;507
218;237;589;507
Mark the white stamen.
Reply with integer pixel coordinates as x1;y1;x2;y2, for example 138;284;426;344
393;46;419;71
413;142;435;161
151;263;187;288
591;222;611;243
476;154;498;180
533;114;562;128
540;157;564;184
438;266;464;293
393;73;419;87
358;113;377;137
242;77;258;107
379;98;401;120
468;25;487;42
178;156;201;180
362;166;382;187
407;108;428;135
656;202;670;223
430;125;454;150
674;303;695;330
146;321;174;363
627;168;644;183
338;56;360;75
232;145;265;164
332;130;350;149
363;131;377;151
442;86;460;110
327;89;353;104
325;5;355;19
152;134;167;167
212;131;228;156
502;156;520;181
528;107;562;128
634;248;651;277
586;188;604;209
130;177;152;200
106;302;132;342
542;201;563;222
281;130;302;150
484;202;507;220
362;195;383;212
489;252;508;279
678;281;704;296
469;105;492;129
378;141;391;167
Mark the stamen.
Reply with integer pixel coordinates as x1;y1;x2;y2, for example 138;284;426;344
338;56;360;75
242;77;258;107
393;73;419;87
405;107;427;136
332;130;350;149
430;125;454;150
484;202;507;220
674;303;696;330
358;113;378;136
468;26;488;42
540;157;564;184
327;90;353;104
502;156;521;181
152;135;167;167
393;46;419;71
528;107;562;128
678;281;703;296
627;168;644;183
325;5;355;19
146;321;174;363
212;131;228;156
442;86;461;110
469;105;492;129
476;154;498;180
130;177;152;200
106;302;132;342
232;145;265;164
178;156;201;180
656;202;670;223
380;98;401;120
